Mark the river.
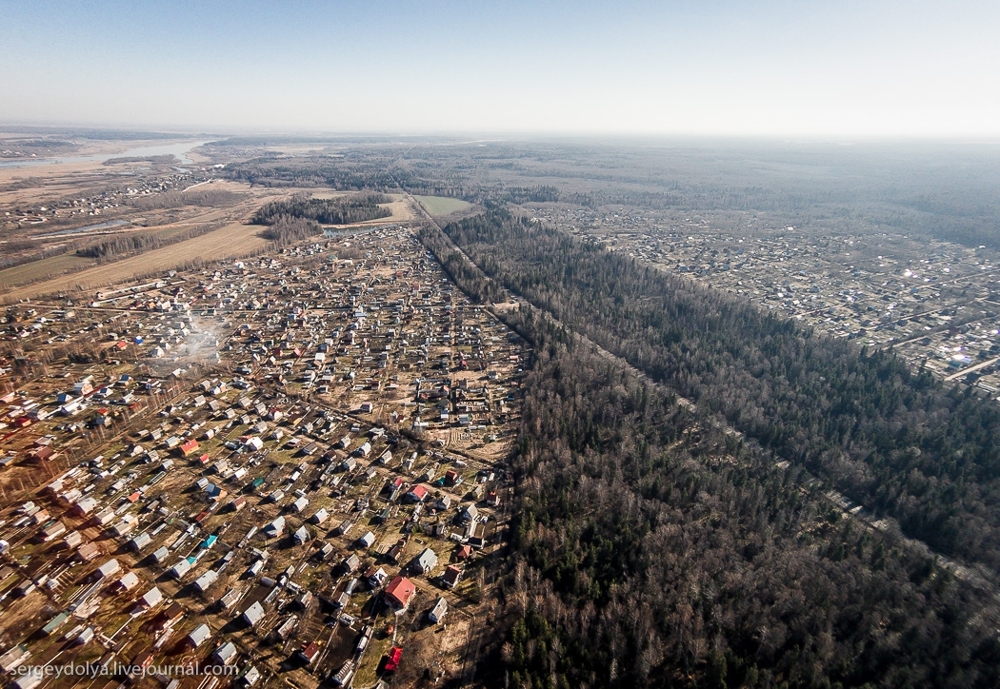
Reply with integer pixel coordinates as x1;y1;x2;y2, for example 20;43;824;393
0;140;213;169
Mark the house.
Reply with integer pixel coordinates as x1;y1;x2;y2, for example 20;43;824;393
291;496;309;513
169;559;192;579
297;642;320;665
140;586;163;608
412;548;438;575
455;544;473;561
264;516;285;538
41;612;70;636
96;559;121;579
404;485;428;503
310;508;329;525
386;541;405;565
0;644;30;673
194;570;218;593
242;601;265;627
187;623;212;648
341;553;360;574
358;531;375;549
29;446;56;462
207;583;237;608
428;596;448;624
73;496;99;516
384;576;416;611
12;673;41;689
112;515;138;537
212;641;238;665
274;615;298;641
367;566;388;588
241;665;262;686
129;532;152;551
293;525;310;545
157;602;185;629
117;572;140;591
442;565;463;589
296;591;313;609
39;520;66;542
460;504;479;524
178;439;199;457
151;546;170;565
94;507;116;526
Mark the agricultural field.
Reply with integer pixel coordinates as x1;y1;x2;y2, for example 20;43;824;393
1;221;272;301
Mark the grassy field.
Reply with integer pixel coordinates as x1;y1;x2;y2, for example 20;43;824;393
2;221;271;301
413;195;473;217
0;252;97;290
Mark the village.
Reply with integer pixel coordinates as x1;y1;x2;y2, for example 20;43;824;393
0;224;526;689
524;204;1000;399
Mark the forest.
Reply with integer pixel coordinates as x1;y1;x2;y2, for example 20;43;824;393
249;192;391;225
257;216;322;246
419;219;1000;687
435;208;1000;575
497;338;999;688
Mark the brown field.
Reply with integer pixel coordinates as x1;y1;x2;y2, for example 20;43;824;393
0;168;405;300
2;221;271;301
0;252;97;289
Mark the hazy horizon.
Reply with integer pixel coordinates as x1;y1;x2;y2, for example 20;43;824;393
3;0;1000;138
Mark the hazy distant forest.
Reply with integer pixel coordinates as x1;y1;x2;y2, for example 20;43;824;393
214;138;1000;687
216;138;1000;250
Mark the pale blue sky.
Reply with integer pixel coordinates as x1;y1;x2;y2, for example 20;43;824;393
2;0;998;136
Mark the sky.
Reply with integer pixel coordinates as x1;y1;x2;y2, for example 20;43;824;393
2;0;999;137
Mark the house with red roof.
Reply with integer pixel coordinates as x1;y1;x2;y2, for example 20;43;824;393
404;485;428;503
384;575;416;611
442;565;463;589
